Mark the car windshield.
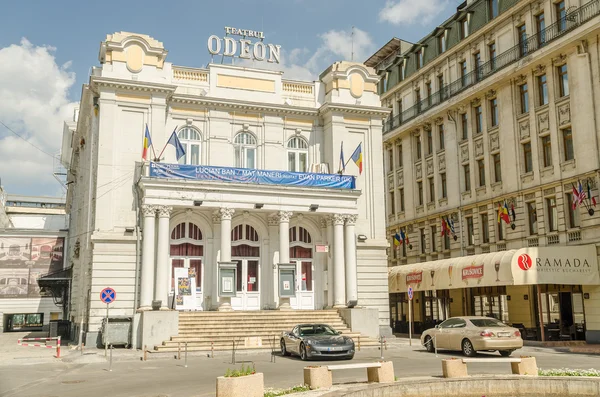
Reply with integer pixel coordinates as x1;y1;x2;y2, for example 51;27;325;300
298;325;337;336
470;318;507;327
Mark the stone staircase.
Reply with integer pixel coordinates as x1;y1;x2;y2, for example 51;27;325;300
154;310;379;353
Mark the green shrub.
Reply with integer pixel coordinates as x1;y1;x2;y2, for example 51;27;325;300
538;368;600;377
224;363;256;377
264;384;310;397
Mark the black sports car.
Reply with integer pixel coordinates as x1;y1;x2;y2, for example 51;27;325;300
280;323;355;360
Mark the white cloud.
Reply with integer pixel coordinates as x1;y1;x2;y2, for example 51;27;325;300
379;0;449;25
237;27;374;81
0;38;77;196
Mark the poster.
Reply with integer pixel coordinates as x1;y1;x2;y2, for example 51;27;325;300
188;267;196;279
223;276;233;293
178;278;191;296
176;295;183;306
173;267;197;310
283;280;290;290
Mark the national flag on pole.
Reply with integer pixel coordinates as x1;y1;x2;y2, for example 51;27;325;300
588;180;597;207
448;217;455;234
142;125;153;160
167;129;186;161
572;185;580;210
401;229;409;245
497;202;510;224
577;181;587;207
350;143;363;174
441;218;449;236
393;233;402;246
510;203;516;222
338;141;345;173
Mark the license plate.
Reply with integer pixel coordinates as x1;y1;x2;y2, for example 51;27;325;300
498;332;511;337
327;346;344;351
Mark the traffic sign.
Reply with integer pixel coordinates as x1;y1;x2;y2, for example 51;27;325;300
408;286;414;301
100;287;116;304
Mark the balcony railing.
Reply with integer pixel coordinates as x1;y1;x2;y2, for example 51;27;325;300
383;0;600;133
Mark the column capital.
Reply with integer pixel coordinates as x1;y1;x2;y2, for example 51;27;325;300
156;205;173;218
276;211;293;223
331;213;345;226
141;204;157;217
344;214;358;226
219;207;235;220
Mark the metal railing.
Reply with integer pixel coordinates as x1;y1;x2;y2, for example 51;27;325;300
384;0;600;133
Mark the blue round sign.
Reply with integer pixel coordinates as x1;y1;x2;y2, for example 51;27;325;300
407;286;414;301
100;287;116;304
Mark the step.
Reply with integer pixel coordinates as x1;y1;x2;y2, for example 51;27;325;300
154;340;381;353
169;332;366;343
177;323;349;330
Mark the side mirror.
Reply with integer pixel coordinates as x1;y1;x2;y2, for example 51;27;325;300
435;325;441;329
337;331;343;335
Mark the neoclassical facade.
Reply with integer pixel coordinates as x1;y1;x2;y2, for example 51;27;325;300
61;32;391;343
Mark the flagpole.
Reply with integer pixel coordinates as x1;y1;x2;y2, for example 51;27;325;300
156;127;178;161
578;180;591;210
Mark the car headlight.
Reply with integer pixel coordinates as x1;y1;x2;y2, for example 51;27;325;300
305;339;313;346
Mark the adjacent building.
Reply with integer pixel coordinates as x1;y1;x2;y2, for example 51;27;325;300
61;32;391;345
368;0;600;343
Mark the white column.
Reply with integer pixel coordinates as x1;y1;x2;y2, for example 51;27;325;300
155;205;172;310
332;214;346;308
277;211;293;310
138;205;156;311
344;215;358;304
218;208;235;311
325;217;334;308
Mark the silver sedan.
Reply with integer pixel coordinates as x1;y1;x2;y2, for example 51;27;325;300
280;324;355;361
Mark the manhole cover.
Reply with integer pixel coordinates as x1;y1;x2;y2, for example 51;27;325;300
61;380;86;385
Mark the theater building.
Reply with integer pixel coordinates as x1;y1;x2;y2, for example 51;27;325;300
61;32;391;344
368;0;600;342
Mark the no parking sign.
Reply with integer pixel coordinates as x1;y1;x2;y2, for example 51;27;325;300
408;286;414;301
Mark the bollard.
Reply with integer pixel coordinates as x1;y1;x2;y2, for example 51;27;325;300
108;345;113;372
434;336;438;358
379;336;384;360
357;336;361;351
57;336;61;358
143;345;147;361
384;336;387;351
184;342;188;368
81;343;84;356
178;342;181;360
231;340;236;365
211;341;214;358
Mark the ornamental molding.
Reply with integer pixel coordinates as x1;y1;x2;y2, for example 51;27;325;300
268;216;279;226
552;53;567;66
533;64;546;76
514;74;527;85
331;213;346;225
276;211;293;223
141;204;156;217
156;205;173;218
434;116;444;125
345;214;358;225
319;218;328;229
470;97;481;107
219;207;235;220
422;122;432;132
485;89;497;99
91;76;177;96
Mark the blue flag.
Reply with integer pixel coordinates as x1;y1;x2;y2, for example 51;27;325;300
339;141;345;173
167;129;186;161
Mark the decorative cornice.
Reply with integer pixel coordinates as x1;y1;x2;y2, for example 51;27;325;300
318;103;391;118
90;76;177;96
422;122;432;132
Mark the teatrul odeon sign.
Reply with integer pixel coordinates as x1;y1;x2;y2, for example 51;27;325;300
207;27;281;63
388;245;600;292
149;162;356;189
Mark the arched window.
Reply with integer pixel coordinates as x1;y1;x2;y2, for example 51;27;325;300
231;224;260;256
289;226;313;291
177;127;202;165
170;222;204;290
234;132;256;169
287;136;308;172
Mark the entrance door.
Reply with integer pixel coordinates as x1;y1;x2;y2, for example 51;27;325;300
231;259;260;310
170;258;203;310
291;260;315;309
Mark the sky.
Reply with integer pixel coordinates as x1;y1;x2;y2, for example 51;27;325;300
0;0;459;197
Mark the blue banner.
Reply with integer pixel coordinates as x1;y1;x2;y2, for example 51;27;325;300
149;162;356;189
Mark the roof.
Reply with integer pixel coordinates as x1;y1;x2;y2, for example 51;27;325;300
6;194;65;205
364;38;404;68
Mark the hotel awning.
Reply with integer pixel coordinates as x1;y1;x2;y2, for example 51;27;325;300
389;245;600;293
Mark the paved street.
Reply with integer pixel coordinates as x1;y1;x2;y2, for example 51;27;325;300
1;336;599;397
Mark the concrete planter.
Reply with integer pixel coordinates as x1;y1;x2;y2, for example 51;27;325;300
367;361;395;383
216;372;264;397
441;359;468;378
304;366;332;389
511;356;538;376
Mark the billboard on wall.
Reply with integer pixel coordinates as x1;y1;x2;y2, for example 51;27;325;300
0;237;64;298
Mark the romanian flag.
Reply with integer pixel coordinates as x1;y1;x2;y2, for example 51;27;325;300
351;143;363;174
393;233;402;246
498;202;510;224
440;218;449;236
142;125;153;161
401;229;409;245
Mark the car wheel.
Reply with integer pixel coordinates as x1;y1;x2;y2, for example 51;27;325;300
462;339;476;357
280;339;290;356
499;350;514;357
424;336;434;352
300;343;307;361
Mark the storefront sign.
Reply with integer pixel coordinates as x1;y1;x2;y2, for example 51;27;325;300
150;162;356;189
406;271;423;285
315;245;329;253
208;27;281;63
462;264;484;280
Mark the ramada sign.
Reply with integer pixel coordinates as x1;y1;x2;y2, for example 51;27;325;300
462;264;484;280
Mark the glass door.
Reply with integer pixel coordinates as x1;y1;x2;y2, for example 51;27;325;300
231;259;260;310
171;258;203;310
291;260;315;309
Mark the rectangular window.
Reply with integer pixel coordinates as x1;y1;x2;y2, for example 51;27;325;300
416;135;422;160
438;74;446;101
490;98;499;127
399;188;405;212
418;181;423;206
418;50;424;69
497;219;504;241
427;130;433;155
444;233;451;250
519;83;529;113
438;35;446;54
527;202;538;235
460;60;468;86
523;142;533;172
389;191;395;215
478;159;486;187
387;149;394;172
474;52;482;81
441;173;447;198
431;226;437;252
464;164;471;191
396;144;403;167
518;24;527;56
538;74;548;105
562;128;574;161
438;124;445;150
558;64;569;97
415;88;421;112
536;13;546;46
429;177;435;202
420;228;426;254
481;213;490;243
546;197;558;232
542;135;552;167
557;1;567;32
466;216;474;245
460;18;469;39
461;113;468;140
475;105;483;134
566;193;580;228
397;99;403;123
488;0;498;19
493;153;501;182
426;82;432;106
489;42;496;69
